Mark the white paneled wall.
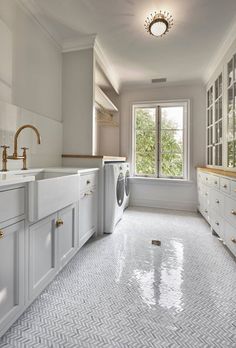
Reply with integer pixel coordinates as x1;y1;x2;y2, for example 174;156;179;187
0;100;62;170
0;18;12;103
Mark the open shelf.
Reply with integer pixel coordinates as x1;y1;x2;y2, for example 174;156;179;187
95;86;118;112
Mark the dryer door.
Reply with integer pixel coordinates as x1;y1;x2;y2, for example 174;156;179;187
116;173;125;207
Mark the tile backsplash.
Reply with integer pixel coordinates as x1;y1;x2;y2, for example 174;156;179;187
0;100;63;170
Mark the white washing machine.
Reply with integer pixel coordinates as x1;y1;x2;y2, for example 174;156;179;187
123;163;130;209
104;163;126;233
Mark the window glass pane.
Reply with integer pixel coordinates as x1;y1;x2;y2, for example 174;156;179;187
161;107;183;129
160;106;184;177
161;130;183;153
160;153;183;178
135;108;156;176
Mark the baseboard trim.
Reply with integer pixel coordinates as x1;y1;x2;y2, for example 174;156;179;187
130;198;197;212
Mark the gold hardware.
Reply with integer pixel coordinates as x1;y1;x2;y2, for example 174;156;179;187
205;193;208;196
56;219;64;228
5;125;41;170
231;238;236;244
21;147;29;170
223;184;227;188
215;222;219;226
1;145;10;172
216;200;220;204
83;190;93;198
231;210;236;215
86;180;91;185
205;209;208;213
214;181;218;185
0;230;4;239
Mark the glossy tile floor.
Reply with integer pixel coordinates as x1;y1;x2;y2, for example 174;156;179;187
1;207;236;348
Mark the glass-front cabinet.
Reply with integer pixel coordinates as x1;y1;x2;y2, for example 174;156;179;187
206;73;223;166
227;54;236;167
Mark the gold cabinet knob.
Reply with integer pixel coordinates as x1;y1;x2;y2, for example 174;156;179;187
231;238;236;244
205;209;208;213
231;210;236;215
223;184;227;188
215;222;219;226
214;181;218;185
86;180;91;185
56;219;64;228
0;230;4;239
216;200;220;204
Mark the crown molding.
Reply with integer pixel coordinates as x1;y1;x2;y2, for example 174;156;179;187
62;34;97;53
204;15;236;83
17;0;62;50
94;39;120;94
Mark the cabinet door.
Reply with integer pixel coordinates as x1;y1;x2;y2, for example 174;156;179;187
0;221;24;336
28;214;57;301
79;188;97;248
57;205;76;268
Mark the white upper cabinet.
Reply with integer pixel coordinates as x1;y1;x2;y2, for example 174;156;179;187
227;54;236;168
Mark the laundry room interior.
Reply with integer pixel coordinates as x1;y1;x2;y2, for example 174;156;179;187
0;1;236;347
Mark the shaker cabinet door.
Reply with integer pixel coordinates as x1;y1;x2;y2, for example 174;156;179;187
0;221;24;336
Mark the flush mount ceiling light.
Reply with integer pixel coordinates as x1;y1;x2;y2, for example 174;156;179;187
144;11;173;37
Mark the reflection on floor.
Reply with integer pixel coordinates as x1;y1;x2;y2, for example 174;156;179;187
1;207;236;348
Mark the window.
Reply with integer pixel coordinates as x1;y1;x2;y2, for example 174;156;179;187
132;101;189;179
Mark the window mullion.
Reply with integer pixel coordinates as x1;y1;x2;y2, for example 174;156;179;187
156;106;161;177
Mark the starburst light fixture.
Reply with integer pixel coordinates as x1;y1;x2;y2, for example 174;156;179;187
144;11;173;37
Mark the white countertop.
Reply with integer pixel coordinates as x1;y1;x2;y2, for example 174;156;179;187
0;167;99;187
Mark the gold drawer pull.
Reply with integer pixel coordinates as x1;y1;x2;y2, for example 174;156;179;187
206;177;208;181
56;219;64;228
0;230;4;239
216;200;220;204
231;238;236;244
223;184;227;188
215;222;219;226
86;180;91;185
205;209;208;213
231;210;236;215
214;181;218;185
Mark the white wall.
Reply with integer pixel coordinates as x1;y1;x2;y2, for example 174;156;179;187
120;83;206;211
62;49;95;155
0;0;63;169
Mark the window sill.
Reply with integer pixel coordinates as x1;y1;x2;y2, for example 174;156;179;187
130;177;193;185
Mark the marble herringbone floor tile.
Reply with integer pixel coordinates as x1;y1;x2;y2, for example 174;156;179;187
1;207;236;348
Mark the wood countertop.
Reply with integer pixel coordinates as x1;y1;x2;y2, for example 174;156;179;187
62;154;127;162
197;167;236;179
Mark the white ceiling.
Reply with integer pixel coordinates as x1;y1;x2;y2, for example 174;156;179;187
22;0;236;87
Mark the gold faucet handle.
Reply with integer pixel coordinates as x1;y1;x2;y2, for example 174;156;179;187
1;145;10;150
21;147;29;151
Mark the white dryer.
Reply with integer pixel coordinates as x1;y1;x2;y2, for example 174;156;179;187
104;163;125;233
123;163;130;209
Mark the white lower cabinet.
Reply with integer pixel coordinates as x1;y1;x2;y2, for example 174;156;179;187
79;185;97;248
29;214;57;300
0;221;25;336
29;204;76;300
57;204;76;268
198;168;236;257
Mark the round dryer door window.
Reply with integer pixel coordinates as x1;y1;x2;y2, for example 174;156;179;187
116;173;125;207
125;170;130;196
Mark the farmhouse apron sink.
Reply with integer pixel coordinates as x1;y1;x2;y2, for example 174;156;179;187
15;168;80;222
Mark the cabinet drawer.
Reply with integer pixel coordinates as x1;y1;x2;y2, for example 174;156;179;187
201;172;211;186
230;180;236;199
220;178;231;194
209;213;224;239
0;188;25;224
80;173;97;192
209;189;224;215
224;196;236;228
209;175;220;189
224;221;236;257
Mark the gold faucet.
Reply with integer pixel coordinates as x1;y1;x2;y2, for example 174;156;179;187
1;124;41;171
